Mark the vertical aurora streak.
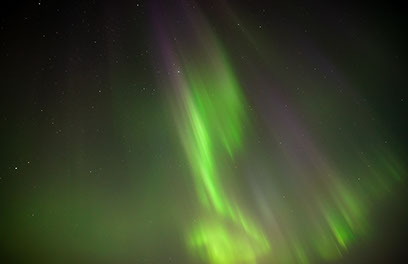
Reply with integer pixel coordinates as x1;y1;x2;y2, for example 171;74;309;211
154;3;270;262
153;1;405;263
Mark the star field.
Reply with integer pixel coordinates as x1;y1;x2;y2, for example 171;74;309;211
0;1;407;263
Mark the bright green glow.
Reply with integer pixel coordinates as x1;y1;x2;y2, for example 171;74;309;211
173;34;270;263
165;8;405;264
188;215;270;264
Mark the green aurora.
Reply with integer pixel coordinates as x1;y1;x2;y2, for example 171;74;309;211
155;1;405;263
1;1;406;264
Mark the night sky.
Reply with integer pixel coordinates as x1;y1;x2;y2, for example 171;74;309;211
1;1;407;263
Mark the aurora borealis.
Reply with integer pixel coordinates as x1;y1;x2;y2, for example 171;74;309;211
1;0;407;263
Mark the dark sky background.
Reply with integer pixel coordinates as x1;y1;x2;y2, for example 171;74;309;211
1;1;407;263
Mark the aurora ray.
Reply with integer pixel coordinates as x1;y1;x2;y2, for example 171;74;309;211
154;2;270;263
153;1;405;263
